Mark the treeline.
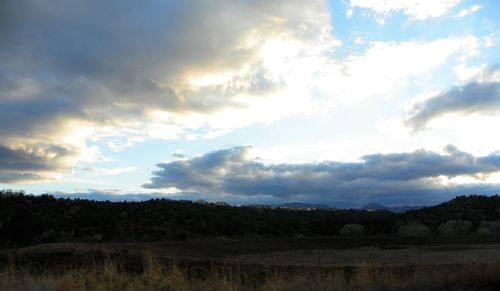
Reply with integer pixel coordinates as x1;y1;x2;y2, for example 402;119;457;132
1;190;500;247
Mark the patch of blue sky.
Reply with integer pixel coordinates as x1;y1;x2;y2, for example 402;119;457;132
328;0;498;60
102;138;227;166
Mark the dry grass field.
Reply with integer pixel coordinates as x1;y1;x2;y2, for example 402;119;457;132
224;244;500;267
1;238;500;290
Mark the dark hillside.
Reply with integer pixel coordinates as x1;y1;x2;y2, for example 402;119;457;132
1;190;500;248
403;195;500;228
0;190;396;247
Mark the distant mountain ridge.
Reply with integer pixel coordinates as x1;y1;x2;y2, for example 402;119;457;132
361;202;424;213
51;191;424;212
276;202;332;209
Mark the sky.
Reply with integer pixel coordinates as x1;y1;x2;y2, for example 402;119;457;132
0;0;499;207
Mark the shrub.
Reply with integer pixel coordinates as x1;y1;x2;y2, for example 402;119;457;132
480;221;500;235
339;224;364;237
476;227;491;235
397;221;430;237
436;220;473;236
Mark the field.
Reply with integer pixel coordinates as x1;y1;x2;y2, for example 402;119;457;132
2;237;500;290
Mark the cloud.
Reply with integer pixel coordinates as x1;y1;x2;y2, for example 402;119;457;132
405;66;500;131
314;36;479;105
0;0;336;182
1;0;335;115
83;166;138;176
456;4;481;17
172;149;185;159
0;144;77;183
144;146;500;206
349;0;461;20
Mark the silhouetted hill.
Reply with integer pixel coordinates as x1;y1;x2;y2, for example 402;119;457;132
1;190;500;248
404;195;500;228
388;205;424;213
0;190;397;247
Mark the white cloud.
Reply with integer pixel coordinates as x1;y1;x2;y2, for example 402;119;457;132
346;8;354;18
349;0;461;20
452;63;484;81
314;36;479;105
85;167;139;176
353;36;364;45
456;4;481;17
428;114;500;154
484;33;498;48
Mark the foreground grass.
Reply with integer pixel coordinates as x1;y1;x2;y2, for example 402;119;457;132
2;255;500;291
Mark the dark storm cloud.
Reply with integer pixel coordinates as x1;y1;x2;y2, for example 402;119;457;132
144;146;500;206
0;0;330;182
0;145;76;183
406;67;500;131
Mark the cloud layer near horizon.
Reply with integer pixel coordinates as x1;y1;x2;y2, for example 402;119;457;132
144;146;500;206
